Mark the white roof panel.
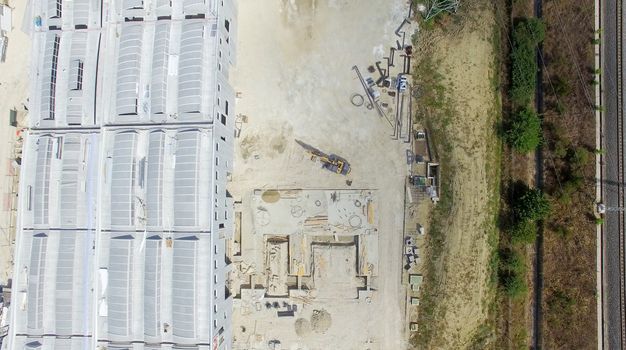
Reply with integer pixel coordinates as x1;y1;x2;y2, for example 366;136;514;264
27;233;47;332
33;137;54;226
59;135;81;226
55;234;76;335
39;33;60;122
73;0;90;27
151;23;170;116
172;238;198;339
116;25;142;116
110;132;137;227
107;236;134;337
144;237;162;337
177;22;204;115
146;131;165;228
173;130;200;227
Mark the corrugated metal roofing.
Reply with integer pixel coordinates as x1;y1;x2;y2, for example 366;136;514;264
55;233;76;335
66;32;87;125
144;237;163;337
177;22;204;115
59;134;81;226
73;0;90;26
39;33;60;122
27;234;47;332
111;132;137;227
172;237;198;339
33;136;53;226
151;23;170;116
116;25;142;116
108;235;134;337
146;131;165;228
173;130;200;227
12;0;236;348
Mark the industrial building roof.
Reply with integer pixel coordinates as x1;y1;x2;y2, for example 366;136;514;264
11;128;224;346
9;0;237;348
100;19;220;125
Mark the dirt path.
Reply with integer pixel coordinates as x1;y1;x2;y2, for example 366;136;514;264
413;4;500;349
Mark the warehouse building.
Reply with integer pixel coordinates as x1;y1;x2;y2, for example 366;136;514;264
6;0;236;349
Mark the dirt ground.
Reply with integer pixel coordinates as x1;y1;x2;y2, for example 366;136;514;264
540;0;597;348
412;3;500;349
0;0;30;286
229;0;412;349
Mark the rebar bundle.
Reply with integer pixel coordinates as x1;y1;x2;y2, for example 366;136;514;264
422;0;460;20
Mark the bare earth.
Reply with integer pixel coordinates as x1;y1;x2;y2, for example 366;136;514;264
0;0;30;285
417;6;499;349
229;0;411;349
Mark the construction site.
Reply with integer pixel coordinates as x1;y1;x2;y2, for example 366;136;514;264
0;0;461;348
227;0;446;349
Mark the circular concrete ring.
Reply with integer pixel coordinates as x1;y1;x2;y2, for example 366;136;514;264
351;93;365;107
349;215;362;228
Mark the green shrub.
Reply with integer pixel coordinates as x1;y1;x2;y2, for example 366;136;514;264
568;146;590;171
555;101;566;115
557;176;583;204
506;107;542;153
554;225;573;238
510;220;537;244
510;18;546;106
513;187;551;222
501;270;528;298
554;139;569;158
499;249;526;275
546;289;576;328
552;75;571;97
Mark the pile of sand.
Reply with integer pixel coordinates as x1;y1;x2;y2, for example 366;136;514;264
310;309;332;333
294;318;312;337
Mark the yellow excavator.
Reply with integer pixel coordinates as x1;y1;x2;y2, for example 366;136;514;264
295;139;351;176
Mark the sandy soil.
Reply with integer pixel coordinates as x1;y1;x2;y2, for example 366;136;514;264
229;0;412;349
0;0;30;286
416;6;500;349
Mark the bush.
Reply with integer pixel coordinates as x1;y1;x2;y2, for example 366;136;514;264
513;187;551;222
552;75;571;97
501;270;528;298
554;139;569;158
557;176;583;204
546;289;576;328
498;249;528;298
510;220;537;244
499;249;526;275
568;146;590;171
510;18;546;106
506;107;542;153
555;101;566;115
553;225;573;238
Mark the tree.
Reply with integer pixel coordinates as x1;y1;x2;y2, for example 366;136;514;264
506;107;542;153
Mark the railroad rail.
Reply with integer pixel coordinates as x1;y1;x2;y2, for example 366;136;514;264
616;0;626;345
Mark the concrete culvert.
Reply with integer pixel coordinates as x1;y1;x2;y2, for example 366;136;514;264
310;309;332;333
294;318;312;337
261;190;281;203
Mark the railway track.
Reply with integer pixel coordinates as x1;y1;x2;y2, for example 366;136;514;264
532;0;545;348
617;0;626;346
